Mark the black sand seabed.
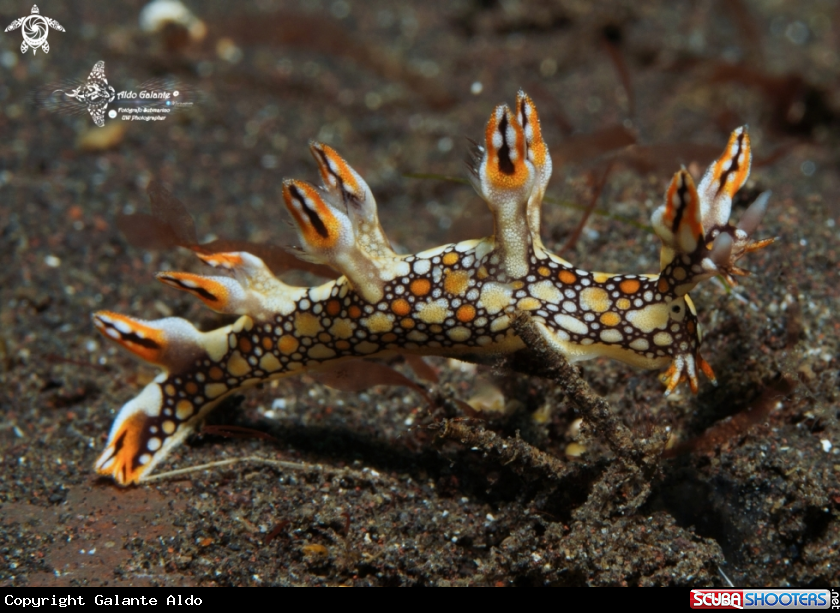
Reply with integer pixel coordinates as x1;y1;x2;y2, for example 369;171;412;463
1;0;838;586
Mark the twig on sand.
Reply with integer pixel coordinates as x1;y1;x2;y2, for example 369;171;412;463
432;413;576;483
510;312;667;513
144;455;384;485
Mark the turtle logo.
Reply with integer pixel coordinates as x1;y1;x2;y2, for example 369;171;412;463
4;5;65;54
58;61;116;127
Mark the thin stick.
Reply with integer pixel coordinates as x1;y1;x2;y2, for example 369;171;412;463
511;313;669;513
433;416;575;483
511;313;663;477
559;159;614;254
143;455;382;483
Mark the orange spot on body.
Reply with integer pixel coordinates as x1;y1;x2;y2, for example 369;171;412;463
392;298;411;316
658;278;670;293
262;337;273;350
175;399;194;420
619;279;640;294
185;381;199;395
442;252;459;266
239;337;252;354
537;266;550;277
558;270;577;284
326;300;341;316
348;305;362;318
381;333;397;343
335;340;350;350
400;318;415;329
277;335;299;355
456;304;476;323
600;312;621;327
410;278;431;296
294;311;322;337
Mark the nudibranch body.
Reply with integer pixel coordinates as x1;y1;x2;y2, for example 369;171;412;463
93;92;774;485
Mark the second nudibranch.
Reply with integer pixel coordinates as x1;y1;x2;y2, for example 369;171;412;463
93;91;774;485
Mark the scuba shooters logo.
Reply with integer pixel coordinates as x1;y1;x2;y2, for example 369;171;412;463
690;589;831;609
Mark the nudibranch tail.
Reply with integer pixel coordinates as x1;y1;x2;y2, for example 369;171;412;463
93;313;261;484
95;383;169;485
94;94;775;485
94;372;213;485
93;312;260;484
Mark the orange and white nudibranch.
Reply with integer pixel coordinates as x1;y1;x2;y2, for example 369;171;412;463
94;91;775;484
